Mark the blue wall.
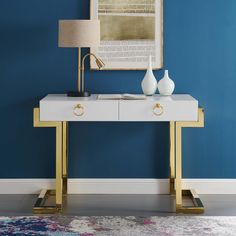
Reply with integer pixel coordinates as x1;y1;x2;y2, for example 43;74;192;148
1;0;236;178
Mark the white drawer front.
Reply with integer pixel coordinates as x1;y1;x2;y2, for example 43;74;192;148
40;101;119;121
119;100;198;121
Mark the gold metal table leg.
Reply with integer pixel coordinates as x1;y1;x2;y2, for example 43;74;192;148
175;122;182;209
172;108;205;214
62;122;68;194
33;108;67;214
169;122;175;195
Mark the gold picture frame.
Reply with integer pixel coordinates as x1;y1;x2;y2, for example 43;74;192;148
90;0;163;70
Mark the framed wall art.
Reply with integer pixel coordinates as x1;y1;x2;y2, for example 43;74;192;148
90;0;163;70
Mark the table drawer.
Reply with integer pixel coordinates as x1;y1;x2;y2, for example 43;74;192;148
40;100;119;121
119;100;198;121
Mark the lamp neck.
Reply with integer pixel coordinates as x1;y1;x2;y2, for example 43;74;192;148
81;53;97;93
82;53;97;68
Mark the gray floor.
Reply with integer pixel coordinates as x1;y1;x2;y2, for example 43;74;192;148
0;194;236;216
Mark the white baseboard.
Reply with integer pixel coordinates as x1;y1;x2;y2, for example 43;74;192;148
0;179;235;194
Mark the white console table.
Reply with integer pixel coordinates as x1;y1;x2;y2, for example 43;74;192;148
33;94;204;214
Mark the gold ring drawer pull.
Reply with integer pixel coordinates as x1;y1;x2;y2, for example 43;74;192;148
153;103;164;116
73;104;84;116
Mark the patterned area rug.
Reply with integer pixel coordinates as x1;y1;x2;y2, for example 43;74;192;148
0;216;236;236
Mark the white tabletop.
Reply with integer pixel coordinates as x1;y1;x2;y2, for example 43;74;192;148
41;94;197;102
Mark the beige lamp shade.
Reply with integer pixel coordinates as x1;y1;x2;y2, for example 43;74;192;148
58;20;100;48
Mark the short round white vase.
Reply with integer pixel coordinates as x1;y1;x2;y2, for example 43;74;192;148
141;56;157;96
157;70;175;96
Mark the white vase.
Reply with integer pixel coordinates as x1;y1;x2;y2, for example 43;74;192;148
141;56;157;96
157;70;175;96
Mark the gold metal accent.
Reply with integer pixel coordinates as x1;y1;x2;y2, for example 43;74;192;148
55;120;63;206
33;189;61;214
173;108;205;214
169;121;175;195
78;48;81;92
176;121;182;207
62;122;68;194
153;103;164;116
33;108;68;213
176;189;204;214
81;53;105;92
73;104;84;116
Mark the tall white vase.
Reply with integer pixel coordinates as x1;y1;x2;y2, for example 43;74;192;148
141;56;157;96
157;70;175;96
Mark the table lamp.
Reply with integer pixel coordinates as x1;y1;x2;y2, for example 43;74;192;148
59;20;105;97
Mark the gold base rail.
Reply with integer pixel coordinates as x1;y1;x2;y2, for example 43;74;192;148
33;189;61;214
176;189;204;214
